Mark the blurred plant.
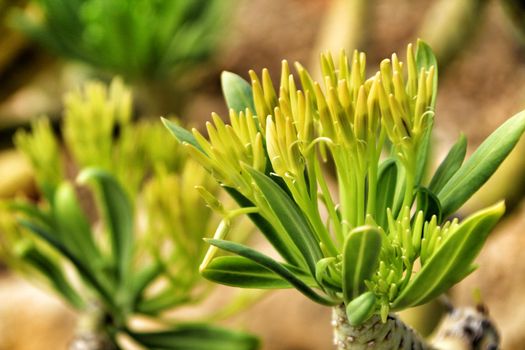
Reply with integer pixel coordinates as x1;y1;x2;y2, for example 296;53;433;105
164;41;525;349
502;0;525;46
12;0;226;81
1;79;258;349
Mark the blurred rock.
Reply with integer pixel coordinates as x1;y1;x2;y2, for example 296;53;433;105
0;275;75;350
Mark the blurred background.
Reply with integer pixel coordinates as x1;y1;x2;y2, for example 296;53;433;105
1;0;525;349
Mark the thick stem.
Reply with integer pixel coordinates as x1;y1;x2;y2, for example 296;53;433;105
68;302;117;350
332;304;433;350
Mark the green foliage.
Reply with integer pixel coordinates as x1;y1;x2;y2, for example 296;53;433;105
166;41;525;325
4;79;258;349
13;0;228;80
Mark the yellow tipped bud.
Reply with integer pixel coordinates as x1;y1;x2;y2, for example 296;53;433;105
354;85;368;141
280;60;291;98
314;82;336;140
380;59;392;94
262;68;278;109
406;43;417;98
196;185;224;213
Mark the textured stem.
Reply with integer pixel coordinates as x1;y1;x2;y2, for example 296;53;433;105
68;302;117;350
332;304;433;350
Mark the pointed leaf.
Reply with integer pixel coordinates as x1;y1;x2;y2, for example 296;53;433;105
77;168;133;283
438;111;525;217
19;220;114;305
129;324;259;350
342;226;382;302
245;167;323;275
161;117;204;153
415;187;442;222
224;187;302;266
17;242;84;309
345;292;377;326
207;239;336;306
375;159;398;228
53;182;101;264
202;256;314;289
392;202;505;310
416;39;438;108
429;133;467;194
221;71;255;113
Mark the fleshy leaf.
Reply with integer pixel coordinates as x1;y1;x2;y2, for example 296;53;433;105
415;187;442;222
129;323;259;350
345;291;377;326
224;187;302;266
245;167;323;275
392;202;505;310
375;159;398;228
428;133;467;194
202;256;313;289
53;182;100;265
161;117;204;153
342;226;382;302
438;111;525;217
221;71;255;113
206;238;336;306
77;168;133;283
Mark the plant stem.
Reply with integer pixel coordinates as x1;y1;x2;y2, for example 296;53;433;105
69;302;118;350
332;304;432;350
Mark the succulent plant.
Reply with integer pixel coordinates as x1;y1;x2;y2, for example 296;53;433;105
164;41;525;349
3;79;258;350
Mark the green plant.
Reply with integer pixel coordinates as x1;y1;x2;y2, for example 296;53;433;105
12;0;226;81
2;80;258;350
164;41;525;348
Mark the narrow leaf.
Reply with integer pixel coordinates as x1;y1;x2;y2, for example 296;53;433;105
207;239;336;306
17;243;84;309
429;133;467;194
342;226;382;302
224;187;302;266
375;159;398;228
438;111;525;217
202;256;314;289
221;71;255;113
416;39;438;108
53;182;101;265
161;117;204;153
20;220;114;305
77;168;133;283
392;202;505;310
129;324;259;350
246;167;323;275
415;187;442;222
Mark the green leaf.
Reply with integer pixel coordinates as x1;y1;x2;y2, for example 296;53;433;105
429;134;467;194
77;168;133;283
53;182;101;265
345;292;377;326
207;239;336;306
416;39;438;108
202;256;314;289
414;40;438;185
161;117;204;153
224;187;302;266
129;323;259;350
415;187;442;222
20;220;115;305
375;159;398;228
16;242;84;309
342;226;382;302
221;71;255;113
245;167;323;275
391;202;505;310
129;261;163;308
438;111;525;217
